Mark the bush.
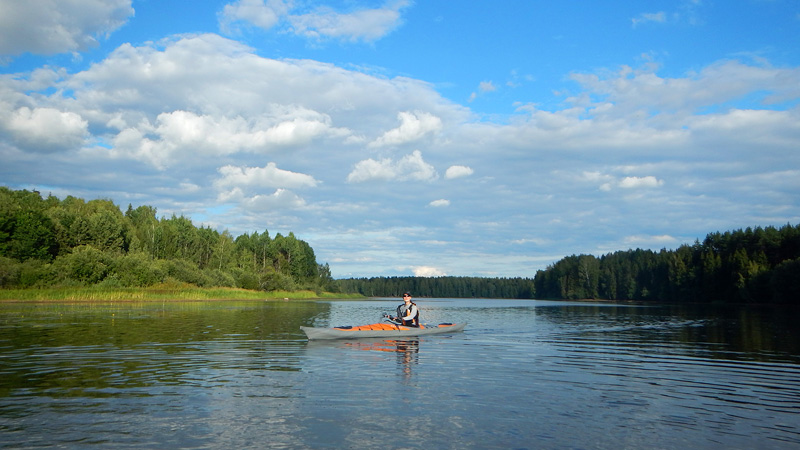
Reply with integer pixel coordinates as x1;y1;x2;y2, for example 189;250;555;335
230;267;260;290
52;245;112;285
260;269;296;292
111;252;165;287
0;256;20;287
205;268;236;287
18;259;58;287
157;259;211;287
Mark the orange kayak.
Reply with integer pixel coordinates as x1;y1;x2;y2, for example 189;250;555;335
300;322;466;340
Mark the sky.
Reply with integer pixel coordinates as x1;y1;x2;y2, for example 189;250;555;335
1;0;799;279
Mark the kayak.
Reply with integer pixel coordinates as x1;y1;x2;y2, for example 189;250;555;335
300;322;466;340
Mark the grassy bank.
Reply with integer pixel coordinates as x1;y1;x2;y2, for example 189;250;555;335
0;283;364;302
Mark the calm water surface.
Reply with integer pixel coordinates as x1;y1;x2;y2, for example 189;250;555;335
1;299;799;449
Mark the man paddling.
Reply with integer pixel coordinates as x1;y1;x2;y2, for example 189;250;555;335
387;292;420;327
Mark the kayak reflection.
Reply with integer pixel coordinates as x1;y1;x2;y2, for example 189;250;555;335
344;338;420;355
316;338;421;378
342;339;419;379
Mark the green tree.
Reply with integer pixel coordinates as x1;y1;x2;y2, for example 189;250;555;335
9;210;58;261
125;204;159;257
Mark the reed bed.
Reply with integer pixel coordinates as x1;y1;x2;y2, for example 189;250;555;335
0;285;362;302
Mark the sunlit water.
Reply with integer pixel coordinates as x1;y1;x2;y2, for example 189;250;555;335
1;299;799;449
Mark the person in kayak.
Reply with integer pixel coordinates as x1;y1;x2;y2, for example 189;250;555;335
387;292;420;327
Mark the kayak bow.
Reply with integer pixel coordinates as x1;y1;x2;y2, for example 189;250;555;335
300;322;466;340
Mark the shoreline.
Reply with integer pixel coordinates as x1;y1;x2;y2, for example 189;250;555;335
0;286;364;302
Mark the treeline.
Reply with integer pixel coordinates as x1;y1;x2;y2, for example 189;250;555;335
0;187;335;292
533;224;800;304
335;276;535;299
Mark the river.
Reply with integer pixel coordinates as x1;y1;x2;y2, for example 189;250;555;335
1;298;798;449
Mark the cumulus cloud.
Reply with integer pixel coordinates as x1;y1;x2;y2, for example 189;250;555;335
219;0;290;33
369;111;443;148
445;165;474;179
240;188;307;210
26;32;455;162
619;176;664;189
347;150;438;182
220;0;411;42
2;107;88;152
289;1;411;42
215;163;318;191
568;60;800;118
412;266;447;277
0;0;134;56
429;199;450;207
107;109;340;169
623;234;678;245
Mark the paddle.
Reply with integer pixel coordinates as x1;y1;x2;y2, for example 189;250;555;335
382;313;402;329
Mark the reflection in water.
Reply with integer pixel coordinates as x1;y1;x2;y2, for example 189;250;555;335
345;339;420;379
309;338;421;380
533;302;800;362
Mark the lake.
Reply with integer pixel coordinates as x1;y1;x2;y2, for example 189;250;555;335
1;298;799;449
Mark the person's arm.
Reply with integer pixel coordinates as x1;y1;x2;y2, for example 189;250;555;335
384;310;402;323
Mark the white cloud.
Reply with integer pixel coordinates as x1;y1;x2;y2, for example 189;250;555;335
479;81;497;92
219;0;291;33
0;0;134;56
632;12;667;27
347;150;438;183
581;171;613;183
3;107;88;152
429;199;450;207
619;176;664;189
568;60;800;118
412;266;447;277
215;163;318;190
220;0;411;42
445;165;474;179
106;109;341;169
289;1;411;42
240;188;306;210
623;234;678;245
369;111;443;148
469;80;498;102
12;34;460;165
572;171;665;191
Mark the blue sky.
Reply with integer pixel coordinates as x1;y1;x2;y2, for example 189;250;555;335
1;0;799;278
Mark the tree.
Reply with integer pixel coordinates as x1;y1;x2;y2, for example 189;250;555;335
125;204;159;257
9;210;58;261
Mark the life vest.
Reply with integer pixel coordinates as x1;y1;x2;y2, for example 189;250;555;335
396;302;420;327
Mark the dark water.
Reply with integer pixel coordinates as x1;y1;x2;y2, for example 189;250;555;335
1;299;799;449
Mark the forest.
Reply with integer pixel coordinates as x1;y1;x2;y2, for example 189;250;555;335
532;224;800;304
334;276;535;299
0;187;335;293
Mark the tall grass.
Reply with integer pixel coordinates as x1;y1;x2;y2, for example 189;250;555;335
0;283;364;302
